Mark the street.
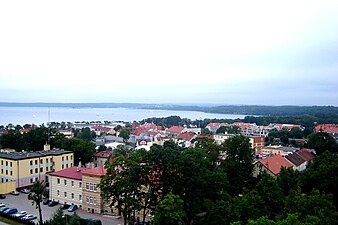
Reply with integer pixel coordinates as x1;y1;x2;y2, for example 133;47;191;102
0;193;123;225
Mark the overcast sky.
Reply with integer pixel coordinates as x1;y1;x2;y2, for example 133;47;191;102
0;1;337;106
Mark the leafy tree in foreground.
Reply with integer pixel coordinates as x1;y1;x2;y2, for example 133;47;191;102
153;192;186;225
119;128;130;142
29;180;48;225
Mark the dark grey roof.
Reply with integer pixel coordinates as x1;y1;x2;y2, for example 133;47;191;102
0;149;72;160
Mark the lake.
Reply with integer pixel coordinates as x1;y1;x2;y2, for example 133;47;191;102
0;107;249;125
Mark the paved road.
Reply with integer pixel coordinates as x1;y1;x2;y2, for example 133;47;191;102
0;193;123;225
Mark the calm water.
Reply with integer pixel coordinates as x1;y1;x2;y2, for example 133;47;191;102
0;107;249;125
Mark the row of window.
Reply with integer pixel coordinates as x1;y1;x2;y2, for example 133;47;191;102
85;182;97;192
0;161;13;176
56;190;82;201
57;178;82;188
86;196;97;205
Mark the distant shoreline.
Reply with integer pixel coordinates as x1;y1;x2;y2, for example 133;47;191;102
0;102;337;116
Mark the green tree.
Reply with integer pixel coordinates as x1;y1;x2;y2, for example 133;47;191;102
153;192;186;225
290;127;303;139
221;136;254;195
277;167;299;195
284;189;336;224
119;128;130;142
28;180;48;225
0;129;23;150
307;132;337;154
47;207;64;225
76;127;96;141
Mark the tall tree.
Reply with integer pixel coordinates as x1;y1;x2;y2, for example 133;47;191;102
119;128;130;142
221;136;254;195
28;180;48;225
307;132;338;154
153;192;186;225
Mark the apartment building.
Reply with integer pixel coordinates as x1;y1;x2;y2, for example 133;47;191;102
0;146;73;189
49;166;87;207
82;166;108;214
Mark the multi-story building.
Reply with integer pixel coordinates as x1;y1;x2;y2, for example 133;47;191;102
248;136;265;155
82;166;108;214
0;145;73;189
49;166;86;207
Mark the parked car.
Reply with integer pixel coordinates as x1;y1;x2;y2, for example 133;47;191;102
13;211;27;218
43;199;51;205
10;191;19;196
22;214;37;221
0;194;6;199
61;204;71;210
0;207;9;212
48;201;59;207
20;189;30;194
4;208;18;214
0;204;5;207
67;204;78;212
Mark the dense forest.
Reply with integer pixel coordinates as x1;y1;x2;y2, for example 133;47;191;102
100;137;338;225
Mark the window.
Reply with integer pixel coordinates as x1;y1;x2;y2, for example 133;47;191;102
30;178;34;183
62;165;64;169
40;167;43;173
71;181;74;187
79;195;82;201
93;197;97;205
10;171;12;176
64;192;67;198
90;183;93;191
35;160;38;165
46;159;49;171
66;156;68;160
57;178;60;184
35;168;38;173
57;190;60;196
10;162;12;167
94;184;97;192
71;193;74;199
64;180;67;186
86;196;89;203
79;182;82;188
30;160;33;166
40;159;43;164
86;183;89;190
90;196;93;204
66;163;68;168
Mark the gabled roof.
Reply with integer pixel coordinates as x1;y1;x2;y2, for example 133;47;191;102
259;154;293;175
176;132;196;141
297;148;315;161
49;166;88;180
207;122;221;127
91;125;111;132
82;166;106;177
167;126;185;133
285;152;306;167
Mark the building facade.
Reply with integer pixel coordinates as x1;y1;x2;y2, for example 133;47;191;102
49;166;86;207
0;146;73;190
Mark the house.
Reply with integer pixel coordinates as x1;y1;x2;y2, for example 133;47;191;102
57;129;74;139
314;124;338;138
49;166;87;207
213;133;237;145
91;126;112;136
94;148;112;167
254;154;294;177
285;148;315;171
166;126;185;138
205;123;221;134
260;146;298;156
175;132;197;148
248;136;265;155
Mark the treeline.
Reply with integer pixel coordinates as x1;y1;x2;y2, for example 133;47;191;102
0;127;96;164
143;105;338;116
99;138;338;225
140;113;338;130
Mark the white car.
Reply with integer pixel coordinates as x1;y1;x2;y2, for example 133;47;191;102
13;211;27;218
0;203;5;207
22;214;37;221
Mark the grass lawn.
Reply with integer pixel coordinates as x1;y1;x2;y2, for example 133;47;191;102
0;216;25;225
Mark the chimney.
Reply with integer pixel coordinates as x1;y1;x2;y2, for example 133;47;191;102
77;161;82;172
44;144;50;151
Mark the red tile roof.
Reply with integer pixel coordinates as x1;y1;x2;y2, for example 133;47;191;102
259;154;293;175
49;166;88;180
81;166;106;177
176;132;196;141
207;122;221;127
167;126;185;133
91;125;111;132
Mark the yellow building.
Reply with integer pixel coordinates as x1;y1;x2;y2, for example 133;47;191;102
0;147;73;190
49;166;86;207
